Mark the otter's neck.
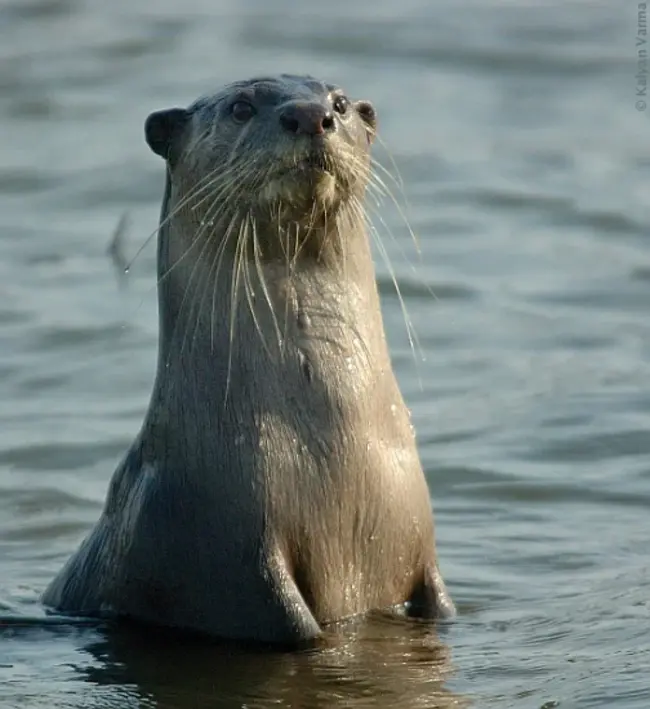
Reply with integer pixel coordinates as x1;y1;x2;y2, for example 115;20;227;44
141;177;389;461
155;178;378;359
139;199;396;484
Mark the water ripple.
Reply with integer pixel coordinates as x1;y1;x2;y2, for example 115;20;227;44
0;0;647;707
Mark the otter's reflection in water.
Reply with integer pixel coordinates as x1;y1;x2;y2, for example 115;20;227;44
79;614;468;708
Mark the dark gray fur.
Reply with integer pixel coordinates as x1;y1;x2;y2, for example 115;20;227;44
42;75;455;645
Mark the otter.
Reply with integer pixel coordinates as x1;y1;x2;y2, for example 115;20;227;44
42;74;455;645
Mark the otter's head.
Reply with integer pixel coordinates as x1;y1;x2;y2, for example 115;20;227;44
144;74;377;259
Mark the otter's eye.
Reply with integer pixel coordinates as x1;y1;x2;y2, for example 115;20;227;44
231;101;255;123
333;95;349;115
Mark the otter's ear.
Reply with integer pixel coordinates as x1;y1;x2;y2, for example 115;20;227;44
144;108;190;161
354;100;377;144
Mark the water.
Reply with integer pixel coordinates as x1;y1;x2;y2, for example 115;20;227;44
1;0;648;706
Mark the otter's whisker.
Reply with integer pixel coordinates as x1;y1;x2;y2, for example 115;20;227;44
363;155;443;306
369;156;420;254
188;154;259;215
211;210;243;353
242;213;275;361
347;152;436;316
252;218;283;354
356;194;424;372
171;168;252;364
223;213;248;409
370;155;405;194
288;209;306;272
187;201;242;358
364;199;440;307
374;134;406;193
125;162;227;274
155;166;258;292
174;195;228;363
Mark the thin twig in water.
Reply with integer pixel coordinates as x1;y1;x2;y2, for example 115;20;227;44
106;212;130;287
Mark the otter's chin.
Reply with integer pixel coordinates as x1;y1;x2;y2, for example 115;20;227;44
260;168;339;211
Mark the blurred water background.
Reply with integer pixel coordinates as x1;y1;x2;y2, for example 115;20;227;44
0;0;649;707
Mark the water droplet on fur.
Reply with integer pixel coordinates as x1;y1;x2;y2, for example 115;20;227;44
123;266;130;274
390;403;398;416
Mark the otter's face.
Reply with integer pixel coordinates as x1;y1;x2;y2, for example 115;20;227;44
144;75;377;224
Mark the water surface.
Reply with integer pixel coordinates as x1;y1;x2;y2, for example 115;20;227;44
1;1;649;707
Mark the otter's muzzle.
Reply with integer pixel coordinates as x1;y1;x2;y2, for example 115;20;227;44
279;102;335;137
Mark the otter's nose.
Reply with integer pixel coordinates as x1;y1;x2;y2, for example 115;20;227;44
279;102;335;136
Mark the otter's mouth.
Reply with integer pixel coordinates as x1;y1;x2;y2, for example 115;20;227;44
298;153;331;173
259;147;341;208
278;150;333;178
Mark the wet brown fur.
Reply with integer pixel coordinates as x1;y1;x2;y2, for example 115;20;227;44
42;74;455;645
